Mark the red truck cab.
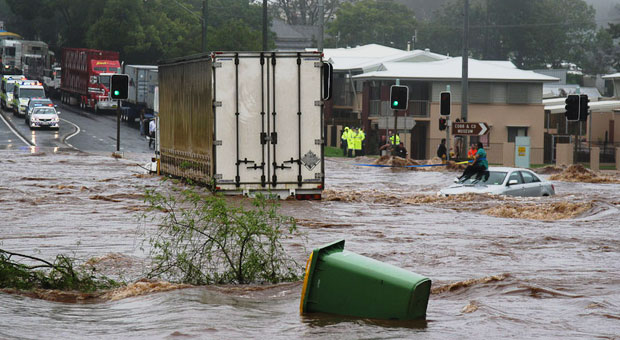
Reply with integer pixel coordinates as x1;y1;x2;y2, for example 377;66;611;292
60;48;120;113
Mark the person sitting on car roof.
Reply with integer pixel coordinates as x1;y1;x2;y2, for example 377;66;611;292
457;142;488;182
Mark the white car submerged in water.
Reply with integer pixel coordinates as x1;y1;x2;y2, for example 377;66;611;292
438;167;555;197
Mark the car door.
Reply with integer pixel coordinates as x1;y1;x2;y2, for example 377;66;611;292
503;170;525;196
520;171;542;196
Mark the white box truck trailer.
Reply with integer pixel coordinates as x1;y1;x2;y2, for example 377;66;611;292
158;51;330;199
122;64;158;121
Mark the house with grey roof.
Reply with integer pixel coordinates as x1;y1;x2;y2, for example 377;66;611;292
324;44;561;164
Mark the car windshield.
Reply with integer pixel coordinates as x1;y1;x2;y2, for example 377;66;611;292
6;83;15;92
33;108;56;115
460;171;508;185
20;88;46;98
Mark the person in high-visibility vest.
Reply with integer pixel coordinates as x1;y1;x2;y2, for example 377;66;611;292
358;128;366;156
347;127;356;157
341;127;349;156
389;131;400;145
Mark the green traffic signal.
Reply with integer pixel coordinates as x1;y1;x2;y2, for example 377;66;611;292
114;90;120;96
392;100;398;107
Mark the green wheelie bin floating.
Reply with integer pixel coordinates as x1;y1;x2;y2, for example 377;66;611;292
300;240;431;320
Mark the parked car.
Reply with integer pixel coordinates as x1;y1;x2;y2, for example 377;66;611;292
25;97;54;121
438;167;555;197
26;106;60;130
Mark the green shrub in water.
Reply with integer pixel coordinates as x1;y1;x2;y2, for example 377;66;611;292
142;185;303;285
0;249;120;292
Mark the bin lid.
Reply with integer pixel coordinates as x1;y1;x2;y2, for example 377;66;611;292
300;239;345;314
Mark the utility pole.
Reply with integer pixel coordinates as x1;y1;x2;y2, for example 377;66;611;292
263;0;268;51
318;0;324;52
461;0;469;158
461;0;469;121
202;0;208;53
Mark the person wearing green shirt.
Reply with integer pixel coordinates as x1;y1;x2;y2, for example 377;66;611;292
457;142;488;182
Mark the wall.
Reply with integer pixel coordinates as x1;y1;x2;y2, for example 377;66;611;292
427;102;546;164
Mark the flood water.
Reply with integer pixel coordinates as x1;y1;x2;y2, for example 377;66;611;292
1;149;619;339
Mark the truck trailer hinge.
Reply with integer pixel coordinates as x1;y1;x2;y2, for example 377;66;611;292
214;140;222;146
314;100;323;106
213;62;222;68
214;174;223;180
236;158;255;165
283;158;300;165
270;132;278;144
315;139;324;145
260;132;269;144
314;173;324;179
314;62;322;68
214;101;222;107
248;163;264;170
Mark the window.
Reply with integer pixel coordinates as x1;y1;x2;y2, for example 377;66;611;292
370;85;380;100
507;127;528;143
507;171;523;184
520;171;540;183
94;67;107;72
461;171;507;185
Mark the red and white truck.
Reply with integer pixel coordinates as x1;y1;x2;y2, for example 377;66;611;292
60;48;121;113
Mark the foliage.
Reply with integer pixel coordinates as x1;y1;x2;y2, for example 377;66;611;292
2;0;273;64
417;0;598;70
326;0;417;49
324;146;345;157
0;249;120;292
142;186;303;285
271;0;340;25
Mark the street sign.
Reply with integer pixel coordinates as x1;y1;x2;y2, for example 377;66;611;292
378;117;416;130
452;122;489;135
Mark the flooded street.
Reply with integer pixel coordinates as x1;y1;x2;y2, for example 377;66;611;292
1;150;619;339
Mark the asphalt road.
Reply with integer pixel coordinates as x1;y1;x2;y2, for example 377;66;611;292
0;101;153;154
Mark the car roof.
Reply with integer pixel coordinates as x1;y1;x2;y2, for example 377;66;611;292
28;98;51;102
487;167;535;172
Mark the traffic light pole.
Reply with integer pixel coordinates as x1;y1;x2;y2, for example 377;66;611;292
446;119;450;161
116;100;121;152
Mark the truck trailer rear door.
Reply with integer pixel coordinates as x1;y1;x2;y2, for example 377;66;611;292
213;52;324;196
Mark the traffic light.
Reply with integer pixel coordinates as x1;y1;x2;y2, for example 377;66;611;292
579;94;590;122
439;117;447;131
440;91;451;115
110;74;129;100
564;94;579;121
390;85;409;110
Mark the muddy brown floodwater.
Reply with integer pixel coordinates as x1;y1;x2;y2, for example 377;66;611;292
1;151;619;339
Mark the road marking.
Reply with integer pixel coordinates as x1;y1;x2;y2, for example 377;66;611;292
60;117;80;150
0;111;33;146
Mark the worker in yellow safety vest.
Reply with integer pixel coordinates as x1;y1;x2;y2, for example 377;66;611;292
358;128;366;156
341;127;349;156
346;127;356;157
389;131;400;145
353;128;363;156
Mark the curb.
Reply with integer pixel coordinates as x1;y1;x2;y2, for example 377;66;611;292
0;108;34;146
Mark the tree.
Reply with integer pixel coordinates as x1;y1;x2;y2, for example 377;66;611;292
3;0;274;64
326;0;417;49
271;0;340;25
417;0;597;70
